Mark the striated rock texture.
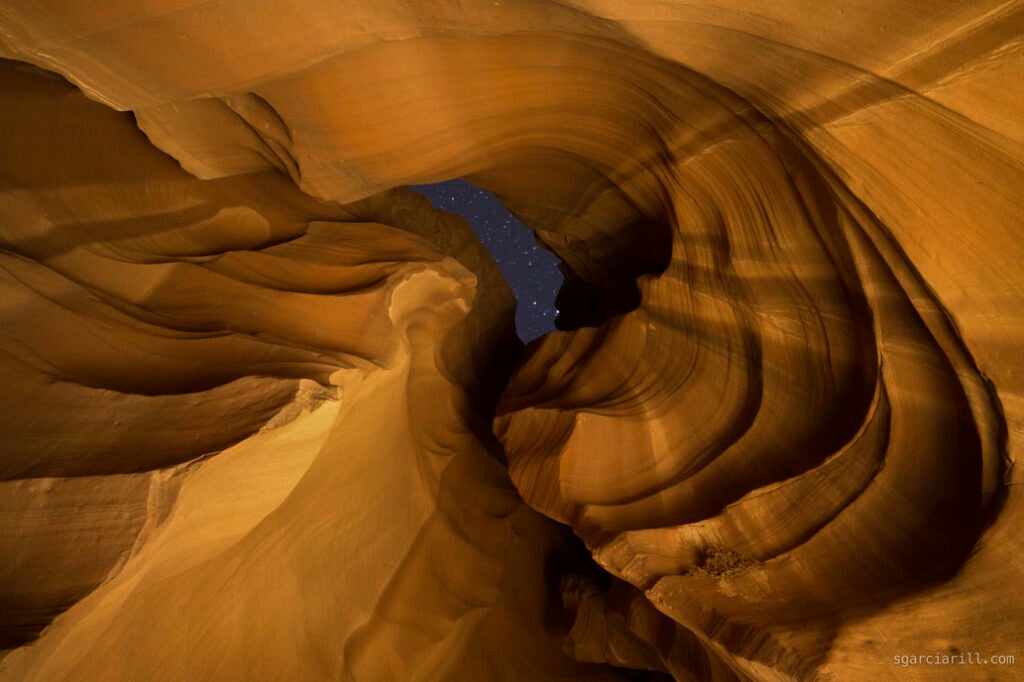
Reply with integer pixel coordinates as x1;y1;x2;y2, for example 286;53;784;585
0;1;1021;680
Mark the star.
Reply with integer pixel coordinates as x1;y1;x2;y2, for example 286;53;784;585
411;179;562;342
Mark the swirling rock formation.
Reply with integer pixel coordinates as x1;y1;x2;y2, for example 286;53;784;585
1;2;1021;680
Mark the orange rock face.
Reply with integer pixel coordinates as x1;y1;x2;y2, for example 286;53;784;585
1;2;1021;680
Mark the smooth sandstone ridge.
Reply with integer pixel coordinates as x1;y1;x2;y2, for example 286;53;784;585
0;2;1021;680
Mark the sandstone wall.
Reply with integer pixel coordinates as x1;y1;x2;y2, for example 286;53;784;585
1;2;1021;680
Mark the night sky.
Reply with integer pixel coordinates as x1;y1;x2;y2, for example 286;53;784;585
411;179;561;342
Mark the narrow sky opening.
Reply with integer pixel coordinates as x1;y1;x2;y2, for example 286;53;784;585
410;179;562;343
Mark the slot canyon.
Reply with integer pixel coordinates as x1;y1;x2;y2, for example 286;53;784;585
0;1;1021;680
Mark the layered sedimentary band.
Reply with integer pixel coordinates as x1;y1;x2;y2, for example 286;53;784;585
1;2;1021;680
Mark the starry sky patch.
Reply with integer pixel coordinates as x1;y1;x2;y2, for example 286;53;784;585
410;179;561;342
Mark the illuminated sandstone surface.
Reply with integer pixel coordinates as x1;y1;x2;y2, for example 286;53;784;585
1;2;1021;680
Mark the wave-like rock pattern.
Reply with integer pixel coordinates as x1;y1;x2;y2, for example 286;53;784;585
0;61;615;681
1;1;1022;680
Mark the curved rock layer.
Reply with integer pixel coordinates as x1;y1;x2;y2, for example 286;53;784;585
1;1;1022;681
0;61;619;681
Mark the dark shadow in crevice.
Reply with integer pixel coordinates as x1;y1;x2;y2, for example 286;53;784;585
554;217;672;331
